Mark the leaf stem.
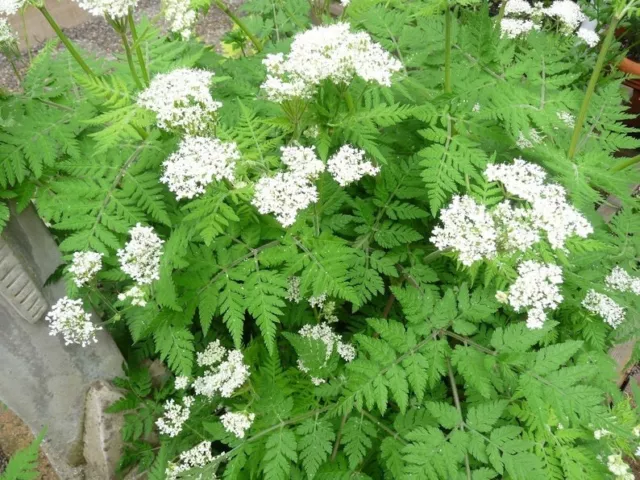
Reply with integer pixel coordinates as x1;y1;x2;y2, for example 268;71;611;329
447;359;471;480
611;154;640;172
330;412;349;461
214;0;263;52
361;410;407;445
38;6;96;77
128;10;149;85
444;1;452;94
567;17;619;160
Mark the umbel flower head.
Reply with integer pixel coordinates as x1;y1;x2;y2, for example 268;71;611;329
582;290;625;328
156;396;194;437
261;22;402;102
69;251;103;287
498;260;564;329
327;145;379;186
297;322;356;385
220;411;255;439
163;0;197;39
0;0;25;15
166;441;218;480
46;297;102;347
161;136;240;200
73;0;138;18
117;223;164;285
137;68;222;133
0;17;17;45
192;341;250;398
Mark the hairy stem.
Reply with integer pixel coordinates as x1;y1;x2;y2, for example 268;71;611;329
115;25;144;90
21;10;32;63
8;57;22;83
331;412;349;461
444;1;452;94
128;10;149;85
38;6;95;77
361;410;407;444
567;17;619;160
496;0;507;26
214;0;262;52
611;154;640;172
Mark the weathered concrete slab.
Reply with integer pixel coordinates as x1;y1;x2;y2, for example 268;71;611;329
0;205;124;479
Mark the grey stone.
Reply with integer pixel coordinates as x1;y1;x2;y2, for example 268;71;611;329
0;204;124;479
84;381;125;480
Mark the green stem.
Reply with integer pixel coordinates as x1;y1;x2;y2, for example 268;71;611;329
38;6;95;77
496;0;507;27
611;154;640;172
127;11;149;85
214;0;262;52
444;1;452;94
121;33;143;89
567;17;619;160
8;58;22;83
21;10;32;64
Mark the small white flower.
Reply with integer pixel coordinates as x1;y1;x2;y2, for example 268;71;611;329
504;0;533;16
607;454;634;480
163;0;197;39
138;68;222;133
303;125;320;139
544;0;586;30
252;171;318;227
166;441;216;480
327;145;379;186
605;266;640;295
175;376;189;390
261;23;402;102
594;429;611;440
582;290;626;328
430;195;498;266
73;0;137;18
156;397;193;437
286;276;302;303
193;349;250;398
472;103;481;113
45;297;101;347
0;0;25;15
500;18;537;38
309;293;327;309
196;339;227;367
557;111;575;128
220;411;255;438
339;0;350;6
485;159;547;203
117;224;164;285
337;342;357;362
632;425;640;437
491;201;539;253
0;17;17;44
577;27;599;47
161;136;240;200
69;251;103;287
281;145;325;180
504;261;563;329
117;286;147;307
495;291;509;304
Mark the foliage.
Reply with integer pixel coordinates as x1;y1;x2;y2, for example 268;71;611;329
0;429;45;480
0;0;639;479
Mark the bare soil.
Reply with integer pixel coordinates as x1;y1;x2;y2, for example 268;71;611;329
0;404;58;479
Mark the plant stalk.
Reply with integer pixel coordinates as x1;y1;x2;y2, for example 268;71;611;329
611;154;640;172
567;17;619;160
8;58;22;83
214;0;262;52
444;1;452;94
118;29;144;90
127;10;149;85
38;6;95;77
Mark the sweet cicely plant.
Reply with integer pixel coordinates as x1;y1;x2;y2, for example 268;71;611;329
0;0;639;478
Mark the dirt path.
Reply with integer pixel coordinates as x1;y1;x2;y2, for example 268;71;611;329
0;404;58;479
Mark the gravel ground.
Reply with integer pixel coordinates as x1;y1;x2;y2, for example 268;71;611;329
0;0;242;91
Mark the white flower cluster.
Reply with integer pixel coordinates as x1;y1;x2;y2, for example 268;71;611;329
430;195;498;266
193;343;250;398
117;224;164;285
166;441;217;480
582;290;626;328
220;411;255;439
607;454;634;480
261;22;402;102
605;266;640;295
117;285;147;307
252;145;324;227
516;129;543;150
557;110;575;128
486;159;593;250
161;136;240;200
69;251;103;287
297;323;356;384
492;202;539;253
309;293;327;309
500;0;598;47
45;297;102;347
163;0;197;39
175;376;189;390
138;68;221;133
73;0;137;18
157;396;194;437
593;428;611;440
327;145;379;186
0;0;25;15
286;276;302;303
0;17;16;45
498;261;563;329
